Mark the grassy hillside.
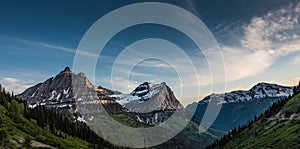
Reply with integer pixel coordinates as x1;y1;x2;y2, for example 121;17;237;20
161;118;225;148
0;100;90;148
213;93;300;149
282;93;300;115
0;86;137;149
100;101;224;148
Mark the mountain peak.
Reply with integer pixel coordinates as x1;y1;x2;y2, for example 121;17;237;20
113;81;183;112
109;81;183;124
252;82;275;88
130;81;162;96
64;66;71;72
58;66;72;75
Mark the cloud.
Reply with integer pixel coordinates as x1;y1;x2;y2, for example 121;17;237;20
291;53;300;65
116;3;299;95
0;67;51;95
3;36;100;58
216;3;300;82
112;57;172;69
0;77;34;94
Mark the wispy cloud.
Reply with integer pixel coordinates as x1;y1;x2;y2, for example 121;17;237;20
0;67;50;94
213;3;300;82
1;36;100;58
0;77;33;94
291;53;300;65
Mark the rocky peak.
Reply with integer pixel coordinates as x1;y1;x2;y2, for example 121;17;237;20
112;81;183;113
58;66;72;76
64;66;71;72
130;82;151;97
18;67;98;109
109;81;184;125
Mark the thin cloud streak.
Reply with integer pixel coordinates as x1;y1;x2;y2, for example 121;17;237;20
3;36;100;58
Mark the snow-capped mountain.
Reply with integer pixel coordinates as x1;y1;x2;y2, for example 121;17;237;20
110;82;183;113
109;82;184;125
186;82;293;132
199;82;293;105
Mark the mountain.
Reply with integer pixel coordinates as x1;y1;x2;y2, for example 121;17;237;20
18;67;117;121
208;91;300;149
186;82;293;132
18;67;183;125
109;82;184;125
112;82;183;111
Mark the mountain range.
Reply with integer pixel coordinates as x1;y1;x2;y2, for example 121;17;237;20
186;82;293;132
16;67;223;148
18;67;184;126
16;67;296;148
206;89;300;148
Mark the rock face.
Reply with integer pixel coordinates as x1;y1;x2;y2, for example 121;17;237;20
185;82;293;132
112;82;183;112
19;67;183;125
18;67;117;121
109;82;184;125
197;82;293;105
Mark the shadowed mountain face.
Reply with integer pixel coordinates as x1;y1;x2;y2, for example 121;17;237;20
18;67;184;125
18;67;115;120
186;83;293;132
108;82;184;125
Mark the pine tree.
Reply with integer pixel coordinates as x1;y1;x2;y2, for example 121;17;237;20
0;118;7;142
22;136;32;148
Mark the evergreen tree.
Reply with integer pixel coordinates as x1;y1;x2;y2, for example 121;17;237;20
0;117;7;142
22;136;32;148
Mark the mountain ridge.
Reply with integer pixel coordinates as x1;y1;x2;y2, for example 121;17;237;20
187;82;293;107
18;67;184;125
186;82;293;132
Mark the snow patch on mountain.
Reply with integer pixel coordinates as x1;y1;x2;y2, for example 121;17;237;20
77;116;86;123
110;82;163;106
201;82;293;105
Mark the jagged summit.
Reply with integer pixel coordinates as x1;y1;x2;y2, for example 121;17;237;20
130;82;167;100
57;66;72;76
64;66;71;72
110;81;183;113
130;82;152;97
108;81;184;124
18;67;110;109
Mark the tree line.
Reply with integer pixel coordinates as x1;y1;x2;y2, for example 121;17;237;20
0;84;124;149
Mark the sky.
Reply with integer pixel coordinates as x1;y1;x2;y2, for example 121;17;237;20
0;0;300;106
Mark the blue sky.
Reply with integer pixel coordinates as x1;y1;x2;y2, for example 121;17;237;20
0;0;300;106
